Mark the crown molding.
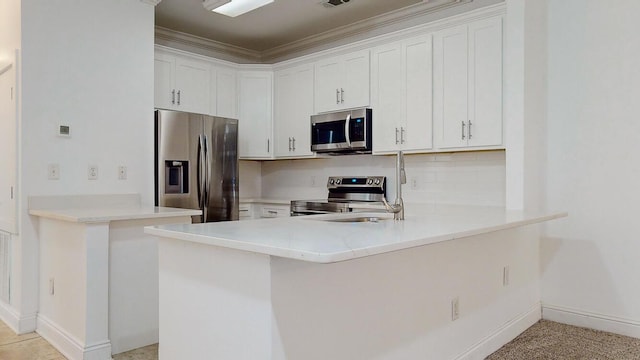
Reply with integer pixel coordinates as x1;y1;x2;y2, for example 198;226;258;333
154;0;501;64
155;26;262;63
140;0;163;6
261;0;472;62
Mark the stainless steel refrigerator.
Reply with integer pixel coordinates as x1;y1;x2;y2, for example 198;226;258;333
155;109;239;223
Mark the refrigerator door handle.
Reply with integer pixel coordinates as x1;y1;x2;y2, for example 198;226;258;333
204;134;212;221
197;134;206;219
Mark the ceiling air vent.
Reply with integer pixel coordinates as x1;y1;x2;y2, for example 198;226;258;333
322;0;351;8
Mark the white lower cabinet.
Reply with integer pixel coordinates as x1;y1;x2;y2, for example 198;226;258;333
237;71;273;159
433;16;503;150
274;64;314;158
372;34;433;153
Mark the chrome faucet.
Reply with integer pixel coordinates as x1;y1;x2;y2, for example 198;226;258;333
382;151;406;220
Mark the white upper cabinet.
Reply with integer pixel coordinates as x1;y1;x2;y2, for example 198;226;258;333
371;34;433;153
210;65;237;119
154;50;210;115
274;64;315;158
433;17;503;149
315;50;370;113
237;71;273;159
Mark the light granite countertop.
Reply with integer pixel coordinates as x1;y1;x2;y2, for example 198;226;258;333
145;204;567;264
29;206;201;223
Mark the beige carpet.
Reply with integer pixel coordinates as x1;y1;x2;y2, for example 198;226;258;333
487;320;640;360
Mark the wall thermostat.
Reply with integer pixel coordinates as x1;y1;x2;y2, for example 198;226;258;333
58;124;71;137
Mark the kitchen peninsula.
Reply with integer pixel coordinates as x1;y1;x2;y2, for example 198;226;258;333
29;194;201;359
146;205;566;360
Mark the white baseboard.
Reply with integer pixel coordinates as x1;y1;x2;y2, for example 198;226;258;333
0;300;37;334
543;304;640;339
37;314;113;360
455;303;542;360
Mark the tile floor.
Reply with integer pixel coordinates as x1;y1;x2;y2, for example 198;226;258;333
0;320;158;360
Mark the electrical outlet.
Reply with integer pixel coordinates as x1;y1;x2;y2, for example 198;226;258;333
410;176;420;190
503;265;510;286
118;166;127;180
49;278;55;296
88;165;98;180
451;297;459;321
48;164;60;180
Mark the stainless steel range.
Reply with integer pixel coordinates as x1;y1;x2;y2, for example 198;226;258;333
290;176;386;216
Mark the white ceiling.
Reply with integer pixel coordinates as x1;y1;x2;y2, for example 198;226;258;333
155;0;425;52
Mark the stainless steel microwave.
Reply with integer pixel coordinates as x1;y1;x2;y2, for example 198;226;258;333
311;108;372;154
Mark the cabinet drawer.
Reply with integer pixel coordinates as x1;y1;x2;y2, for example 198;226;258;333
260;206;290;218
239;204;253;220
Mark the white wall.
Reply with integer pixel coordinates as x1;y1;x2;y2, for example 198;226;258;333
6;0;155;333
542;0;640;337
239;160;262;198
261;151;506;206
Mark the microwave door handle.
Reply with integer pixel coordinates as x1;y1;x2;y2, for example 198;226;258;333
345;114;351;147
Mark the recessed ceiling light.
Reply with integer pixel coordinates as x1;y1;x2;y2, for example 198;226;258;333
204;0;274;17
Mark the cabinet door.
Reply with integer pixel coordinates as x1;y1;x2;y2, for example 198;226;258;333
274;69;295;157
216;66;237;119
433;25;468;149
371;43;402;153
238;71;273;159
403;35;433;151
342;50;370;109
154;53;175;110
468;17;503;147
175;57;210;115
274;64;314;158
314;58;341;113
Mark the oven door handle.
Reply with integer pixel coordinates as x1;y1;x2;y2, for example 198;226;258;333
344;114;351;148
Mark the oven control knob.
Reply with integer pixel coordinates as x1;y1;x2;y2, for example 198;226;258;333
329;179;335;185
367;179;373;185
374;178;381;185
336;179;341;184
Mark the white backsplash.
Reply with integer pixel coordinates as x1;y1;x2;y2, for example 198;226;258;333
239;160;262;198
258;150;506;206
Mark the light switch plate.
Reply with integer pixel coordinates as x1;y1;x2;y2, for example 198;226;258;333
48;164;60;180
118;166;127;180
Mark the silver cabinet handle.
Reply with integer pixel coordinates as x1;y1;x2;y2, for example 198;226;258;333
401;127;406;144
395;128;400;145
468;120;473;139
171;89;175;105
267;139;270;153
177;90;181;105
336;89;340;104
288;137;292;151
341;88;344;103
461;121;466;140
292;137;296;151
268;210;278;214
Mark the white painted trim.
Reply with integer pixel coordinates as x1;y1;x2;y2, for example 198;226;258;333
0;301;37;334
543;304;640;339
455;303;542;360
0;301;20;332
155;27;262;63
37;314;113;360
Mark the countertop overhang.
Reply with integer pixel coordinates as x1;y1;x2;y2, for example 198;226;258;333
145;205;567;264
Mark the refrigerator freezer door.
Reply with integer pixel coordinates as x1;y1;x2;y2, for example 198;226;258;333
204;117;239;222
156;110;205;223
